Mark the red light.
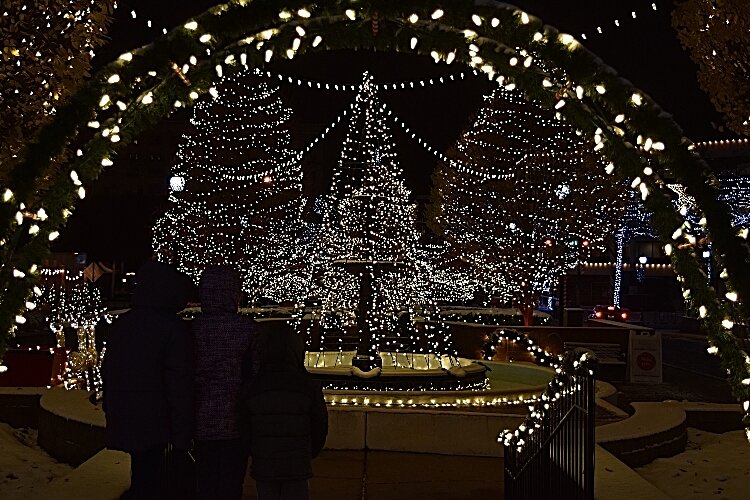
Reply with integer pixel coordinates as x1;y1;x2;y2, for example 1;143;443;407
621;312;628;320
582;239;590;247
607;306;615;311
544;238;554;247
595;311;603;318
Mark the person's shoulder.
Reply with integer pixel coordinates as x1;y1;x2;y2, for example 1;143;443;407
306;376;324;394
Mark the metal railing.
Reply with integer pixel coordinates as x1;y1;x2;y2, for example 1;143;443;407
504;349;598;500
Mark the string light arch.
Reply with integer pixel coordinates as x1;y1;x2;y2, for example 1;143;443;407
1;0;749;436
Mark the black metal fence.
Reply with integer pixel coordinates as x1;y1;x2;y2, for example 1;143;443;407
504;350;598;500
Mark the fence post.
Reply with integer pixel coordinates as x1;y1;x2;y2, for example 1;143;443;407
585;357;598;497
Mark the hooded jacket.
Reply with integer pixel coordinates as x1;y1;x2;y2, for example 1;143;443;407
241;328;328;481
103;261;195;452
193;266;258;440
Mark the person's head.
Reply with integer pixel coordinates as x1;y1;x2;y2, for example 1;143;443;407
132;261;194;312
199;265;242;314
259;326;306;373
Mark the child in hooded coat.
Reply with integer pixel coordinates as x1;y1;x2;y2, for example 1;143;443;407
241;328;328;500
193;266;259;500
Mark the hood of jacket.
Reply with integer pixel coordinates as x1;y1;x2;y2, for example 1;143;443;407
199;265;241;314
131;261;194;312
260;328;306;373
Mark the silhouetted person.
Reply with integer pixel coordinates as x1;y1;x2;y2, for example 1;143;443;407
193;266;258;500
241;330;328;500
103;261;194;500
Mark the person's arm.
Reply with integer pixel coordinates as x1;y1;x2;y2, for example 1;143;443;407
310;380;328;458
241;325;261;381
101;348;108;413
165;322;194;450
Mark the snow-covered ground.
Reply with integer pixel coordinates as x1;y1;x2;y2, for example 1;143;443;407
637;428;750;498
0;422;71;497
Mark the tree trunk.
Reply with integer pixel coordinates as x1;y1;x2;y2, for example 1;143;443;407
519;301;534;326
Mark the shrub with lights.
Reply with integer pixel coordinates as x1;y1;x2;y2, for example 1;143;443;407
0;0;748;437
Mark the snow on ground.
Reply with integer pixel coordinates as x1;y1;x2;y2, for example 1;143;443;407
637;428;750;499
0;422;71;497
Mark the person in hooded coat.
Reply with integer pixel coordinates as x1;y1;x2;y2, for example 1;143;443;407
103;260;194;500
241;328;328;500
193;265;258;500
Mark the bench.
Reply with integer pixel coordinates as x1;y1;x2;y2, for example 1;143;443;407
563;342;625;365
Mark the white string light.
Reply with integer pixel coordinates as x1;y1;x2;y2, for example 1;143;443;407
579;1;661;41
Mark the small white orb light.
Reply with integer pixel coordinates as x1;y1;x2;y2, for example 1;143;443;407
170;176;186;192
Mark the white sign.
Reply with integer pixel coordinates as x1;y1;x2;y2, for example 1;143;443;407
628;330;662;383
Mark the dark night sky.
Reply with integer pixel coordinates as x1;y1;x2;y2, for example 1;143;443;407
53;0;732;265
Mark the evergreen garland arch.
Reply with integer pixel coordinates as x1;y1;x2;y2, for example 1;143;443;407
1;0;749;432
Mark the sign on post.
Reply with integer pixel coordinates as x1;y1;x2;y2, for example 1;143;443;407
628;330;662;383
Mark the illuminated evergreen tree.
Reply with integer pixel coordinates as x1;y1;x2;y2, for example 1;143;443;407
153;71;305;302
431;87;626;324
304;73;454;367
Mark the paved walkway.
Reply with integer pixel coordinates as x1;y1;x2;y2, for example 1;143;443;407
242;451;504;500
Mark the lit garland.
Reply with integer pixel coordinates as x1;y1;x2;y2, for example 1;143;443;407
255;67;472;91
579;1;660;41
1;0;748;438
485;328;561;368
500;349;596;451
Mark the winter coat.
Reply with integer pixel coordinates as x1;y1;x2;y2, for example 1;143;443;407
103;261;195;452
193;265;258;441
241;329;328;481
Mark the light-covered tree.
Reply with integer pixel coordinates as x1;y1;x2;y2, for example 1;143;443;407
672;0;750;135
432;87;627;324
0;0;115;181
153;71;306;303
303;73;454;368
